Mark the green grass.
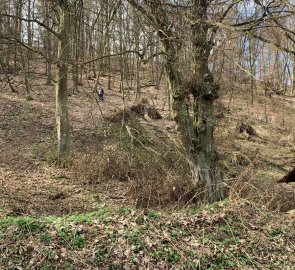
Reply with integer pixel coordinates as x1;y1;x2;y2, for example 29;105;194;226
58;227;85;249
144;210;160;220
0;216;45;233
0;206;109;229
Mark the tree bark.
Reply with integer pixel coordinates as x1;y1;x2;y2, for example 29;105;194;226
56;0;70;159
128;0;224;202
19;46;32;100
150;2;206;197
192;0;223;202
292;54;295;95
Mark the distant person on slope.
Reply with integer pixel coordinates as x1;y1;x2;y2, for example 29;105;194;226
97;85;104;101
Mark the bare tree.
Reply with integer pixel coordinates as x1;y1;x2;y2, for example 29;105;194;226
127;0;225;202
56;0;71;159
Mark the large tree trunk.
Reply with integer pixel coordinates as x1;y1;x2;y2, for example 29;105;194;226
162;40;198;160
192;0;223;202
128;0;224;202
292;54;295;95
14;0;23;70
152;4;207;199
27;0;33;59
56;0;70;159
133;7;141;100
161;36;217;202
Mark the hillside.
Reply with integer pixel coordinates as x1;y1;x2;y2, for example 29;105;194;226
0;63;295;269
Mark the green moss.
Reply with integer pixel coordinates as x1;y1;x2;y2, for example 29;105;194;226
150;245;181;264
41;232;53;244
94;244;109;261
270;227;283;237
125;229;143;253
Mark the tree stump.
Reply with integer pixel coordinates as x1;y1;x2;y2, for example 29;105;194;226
278;168;295;183
130;103;145;117
238;123;257;136
147;106;162;119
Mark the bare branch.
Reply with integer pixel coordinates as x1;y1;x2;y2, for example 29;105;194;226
0;13;59;38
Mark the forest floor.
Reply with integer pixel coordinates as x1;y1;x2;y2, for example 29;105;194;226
0;64;294;269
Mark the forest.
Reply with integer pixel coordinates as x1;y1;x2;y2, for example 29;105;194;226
0;0;294;269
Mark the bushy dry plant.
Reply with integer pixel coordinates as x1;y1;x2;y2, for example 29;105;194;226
72;145;130;183
72;110;194;207
228;162;295;212
128;147;193;208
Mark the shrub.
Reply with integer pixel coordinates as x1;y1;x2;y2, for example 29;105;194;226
72;110;195;207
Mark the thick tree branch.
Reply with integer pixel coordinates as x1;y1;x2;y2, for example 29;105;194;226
0;34;55;63
127;0;156;27
0;13;59;38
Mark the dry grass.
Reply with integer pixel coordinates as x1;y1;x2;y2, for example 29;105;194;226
216;87;295;212
73;145;130;183
1;59;295;270
1;57;294;216
72;111;194;208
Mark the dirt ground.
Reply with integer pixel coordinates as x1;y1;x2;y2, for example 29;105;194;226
0;64;295;217
0;64;171;217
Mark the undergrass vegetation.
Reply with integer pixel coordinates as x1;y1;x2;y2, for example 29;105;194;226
0;200;294;269
72;110;194;208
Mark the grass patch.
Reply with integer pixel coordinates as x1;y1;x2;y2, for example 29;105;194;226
58;227;85;249
144;210;160;220
0;216;45;233
0;206;109;229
